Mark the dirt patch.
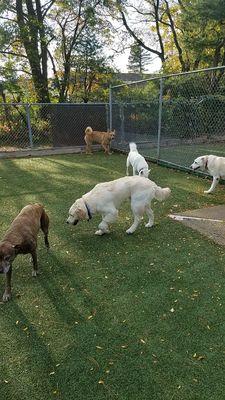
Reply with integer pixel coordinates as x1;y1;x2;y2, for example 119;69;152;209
169;205;225;246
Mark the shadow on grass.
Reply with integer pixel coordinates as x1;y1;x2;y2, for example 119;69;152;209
0;301;58;400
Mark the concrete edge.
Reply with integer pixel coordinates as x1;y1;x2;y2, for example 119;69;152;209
0;145;102;159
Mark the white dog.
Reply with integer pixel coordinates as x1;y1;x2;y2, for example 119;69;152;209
126;142;150;178
67;176;171;235
190;154;225;193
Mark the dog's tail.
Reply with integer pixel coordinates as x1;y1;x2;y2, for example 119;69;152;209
129;142;138;152
85;126;93;135
154;186;171;201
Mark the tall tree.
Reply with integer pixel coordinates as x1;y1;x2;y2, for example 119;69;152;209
127;42;152;73
117;0;166;65
0;0;54;102
45;0;109;102
180;0;225;69
70;28;113;103
110;0;225;72
70;28;114;103
15;0;51;102
0;0;110;102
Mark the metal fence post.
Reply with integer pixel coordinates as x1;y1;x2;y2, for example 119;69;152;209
120;104;125;143
25;104;33;148
109;85;112;130
157;78;163;161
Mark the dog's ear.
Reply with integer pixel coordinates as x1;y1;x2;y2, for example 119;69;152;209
76;208;87;220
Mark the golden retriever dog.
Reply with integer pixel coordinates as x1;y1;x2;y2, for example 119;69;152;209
67;176;171;235
0;204;49;302
84;126;115;154
190;154;225;193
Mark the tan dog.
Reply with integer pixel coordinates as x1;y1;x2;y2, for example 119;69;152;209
0;204;49;302
84;126;115;154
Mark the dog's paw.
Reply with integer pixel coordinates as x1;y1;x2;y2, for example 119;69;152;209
126;228;134;234
145;222;154;228
32;270;39;277
2;291;12;302
204;190;213;194
95;229;105;236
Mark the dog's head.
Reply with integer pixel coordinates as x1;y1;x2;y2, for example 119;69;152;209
190;156;208;171
109;130;115;140
66;198;89;226
139;168;151;178
0;242;16;274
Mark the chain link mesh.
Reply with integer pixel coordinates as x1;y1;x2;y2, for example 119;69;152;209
0;104;30;150
0;103;108;151
111;79;160;159
111;67;225;171
1;67;225;165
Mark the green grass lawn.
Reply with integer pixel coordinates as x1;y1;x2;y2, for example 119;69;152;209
1;152;225;400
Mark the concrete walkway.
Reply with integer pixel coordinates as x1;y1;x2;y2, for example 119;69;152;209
169;205;225;246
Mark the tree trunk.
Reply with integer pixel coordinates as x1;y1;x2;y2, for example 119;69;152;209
16;0;50;103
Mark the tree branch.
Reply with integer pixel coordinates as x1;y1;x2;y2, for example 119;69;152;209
120;9;164;60
0;50;28;58
164;0;187;71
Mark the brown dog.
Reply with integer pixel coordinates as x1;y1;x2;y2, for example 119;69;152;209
0;204;49;302
84;126;115;155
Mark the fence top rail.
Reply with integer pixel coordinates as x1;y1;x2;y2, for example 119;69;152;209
0;102;108;106
111;65;225;89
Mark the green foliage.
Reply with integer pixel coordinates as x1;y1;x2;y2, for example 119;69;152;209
0;0;116;103
113;71;225;139
177;0;225;69
127;42;152;73
68;28;115;102
162;94;225;138
1;0;225;101
195;0;225;20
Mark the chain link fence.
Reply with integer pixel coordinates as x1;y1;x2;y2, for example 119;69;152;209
0;103;109;152
110;66;225;172
1;67;225;167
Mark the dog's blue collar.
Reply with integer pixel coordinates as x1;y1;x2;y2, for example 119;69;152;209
84;201;92;220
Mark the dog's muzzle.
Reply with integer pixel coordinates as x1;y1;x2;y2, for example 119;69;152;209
66;215;79;225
